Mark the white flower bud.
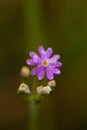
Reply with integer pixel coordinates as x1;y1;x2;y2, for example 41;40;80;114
47;80;56;88
18;83;31;94
20;66;30;78
42;86;52;95
36;86;43;95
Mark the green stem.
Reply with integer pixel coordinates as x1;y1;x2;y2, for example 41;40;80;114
29;102;39;130
28;76;39;130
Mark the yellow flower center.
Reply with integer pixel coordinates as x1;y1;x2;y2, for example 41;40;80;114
42;60;49;67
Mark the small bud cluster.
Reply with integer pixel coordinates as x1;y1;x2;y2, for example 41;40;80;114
37;86;52;95
37;80;56;96
17;65;56;103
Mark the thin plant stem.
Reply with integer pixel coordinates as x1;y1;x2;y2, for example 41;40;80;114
28;76;39;130
29;102;39;130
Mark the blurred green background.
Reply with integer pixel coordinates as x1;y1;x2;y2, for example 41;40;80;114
0;0;87;130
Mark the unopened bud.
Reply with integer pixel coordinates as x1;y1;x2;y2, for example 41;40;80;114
20;66;30;78
47;80;56;89
36;86;43;95
42;86;52;95
18;83;31;94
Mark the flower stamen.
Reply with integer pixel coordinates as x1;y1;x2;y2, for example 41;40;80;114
42;60;49;67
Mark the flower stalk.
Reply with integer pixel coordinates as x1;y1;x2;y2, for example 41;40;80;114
28;76;39;130
18;46;62;130
29;101;39;130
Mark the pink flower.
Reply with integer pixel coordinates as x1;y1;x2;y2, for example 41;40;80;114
26;46;62;80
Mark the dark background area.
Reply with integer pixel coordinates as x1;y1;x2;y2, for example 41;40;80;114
0;0;87;130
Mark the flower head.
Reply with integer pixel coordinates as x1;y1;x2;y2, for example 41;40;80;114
26;46;62;80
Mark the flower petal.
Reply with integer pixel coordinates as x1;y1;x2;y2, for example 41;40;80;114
31;66;40;75
29;52;40;63
46;47;53;58
53;68;61;75
46;66;54;80
51;62;62;68
49;55;60;63
38;46;46;58
38;68;45;80
26;59;36;66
